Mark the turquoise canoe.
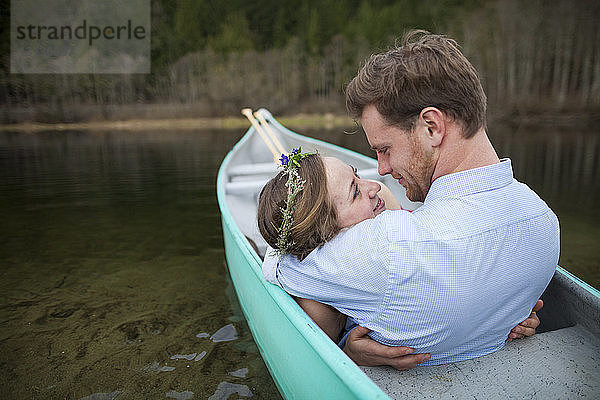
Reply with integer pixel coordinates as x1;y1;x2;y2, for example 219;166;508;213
216;109;600;399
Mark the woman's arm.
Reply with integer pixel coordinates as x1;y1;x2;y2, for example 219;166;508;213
293;297;347;342
507;299;543;340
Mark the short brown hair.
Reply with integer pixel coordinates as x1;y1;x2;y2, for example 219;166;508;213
346;30;487;138
257;154;339;260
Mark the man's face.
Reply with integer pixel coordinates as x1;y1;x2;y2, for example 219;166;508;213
361;105;436;202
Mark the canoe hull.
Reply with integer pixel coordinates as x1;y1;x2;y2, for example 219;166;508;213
221;215;388;399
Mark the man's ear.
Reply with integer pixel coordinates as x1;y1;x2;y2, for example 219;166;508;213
419;107;445;147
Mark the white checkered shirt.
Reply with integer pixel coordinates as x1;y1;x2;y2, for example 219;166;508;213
271;159;559;365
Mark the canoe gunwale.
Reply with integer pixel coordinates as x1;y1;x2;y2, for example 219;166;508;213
555;266;600;298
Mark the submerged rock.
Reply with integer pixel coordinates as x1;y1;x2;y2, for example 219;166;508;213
228;368;248;378
143;361;175;373
170;353;197;361
194;351;207;361
208;382;252;400
79;391;120;400
210;324;238;343
166;390;194;400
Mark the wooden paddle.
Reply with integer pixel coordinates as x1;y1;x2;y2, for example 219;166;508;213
241;108;281;163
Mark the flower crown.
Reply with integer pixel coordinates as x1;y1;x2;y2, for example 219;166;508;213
275;147;314;256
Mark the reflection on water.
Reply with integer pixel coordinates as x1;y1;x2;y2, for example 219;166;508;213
0;124;598;399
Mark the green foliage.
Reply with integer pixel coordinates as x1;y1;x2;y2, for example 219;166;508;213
151;0;479;60
3;0;598;120
207;12;255;53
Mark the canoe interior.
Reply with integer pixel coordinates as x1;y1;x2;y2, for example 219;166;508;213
362;269;600;399
218;109;600;399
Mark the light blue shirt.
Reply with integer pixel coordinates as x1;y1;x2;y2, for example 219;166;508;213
271;159;559;365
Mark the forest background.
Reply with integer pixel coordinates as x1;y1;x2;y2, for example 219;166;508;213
1;0;599;124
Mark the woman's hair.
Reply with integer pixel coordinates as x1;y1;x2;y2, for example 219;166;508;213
257;154;340;260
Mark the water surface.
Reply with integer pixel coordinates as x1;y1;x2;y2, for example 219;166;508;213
0;130;280;399
0;124;598;399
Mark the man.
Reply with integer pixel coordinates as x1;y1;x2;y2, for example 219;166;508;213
277;31;559;368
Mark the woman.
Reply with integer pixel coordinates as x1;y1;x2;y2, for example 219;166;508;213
258;152;400;260
258;150;540;355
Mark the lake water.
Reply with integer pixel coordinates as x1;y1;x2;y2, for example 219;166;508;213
0;124;598;399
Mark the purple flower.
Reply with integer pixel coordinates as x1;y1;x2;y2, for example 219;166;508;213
280;154;289;166
292;148;300;155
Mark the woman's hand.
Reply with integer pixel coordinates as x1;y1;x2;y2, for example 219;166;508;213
508;299;543;341
343;326;430;370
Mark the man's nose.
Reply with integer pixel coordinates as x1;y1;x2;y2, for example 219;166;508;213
365;180;381;197
377;155;392;176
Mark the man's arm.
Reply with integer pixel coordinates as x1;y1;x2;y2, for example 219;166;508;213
276;218;389;316
344;300;543;370
343;326;431;370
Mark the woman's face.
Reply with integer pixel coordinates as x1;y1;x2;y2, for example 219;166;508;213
322;157;386;229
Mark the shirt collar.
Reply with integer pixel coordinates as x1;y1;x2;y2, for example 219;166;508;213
424;158;514;203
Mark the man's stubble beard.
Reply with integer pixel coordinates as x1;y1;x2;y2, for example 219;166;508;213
404;137;436;203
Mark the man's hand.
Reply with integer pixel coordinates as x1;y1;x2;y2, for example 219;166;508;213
508;299;543;341
343;326;430;370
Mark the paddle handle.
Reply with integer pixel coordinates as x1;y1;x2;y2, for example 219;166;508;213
241;108;280;163
254;111;286;155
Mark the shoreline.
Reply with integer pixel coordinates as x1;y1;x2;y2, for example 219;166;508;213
0;114;355;132
0;112;597;132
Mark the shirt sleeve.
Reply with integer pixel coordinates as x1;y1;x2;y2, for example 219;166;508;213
261;247;281;287
276;215;391;318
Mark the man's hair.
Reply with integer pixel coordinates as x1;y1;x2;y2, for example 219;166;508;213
257;154;339;260
346;30;487;138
